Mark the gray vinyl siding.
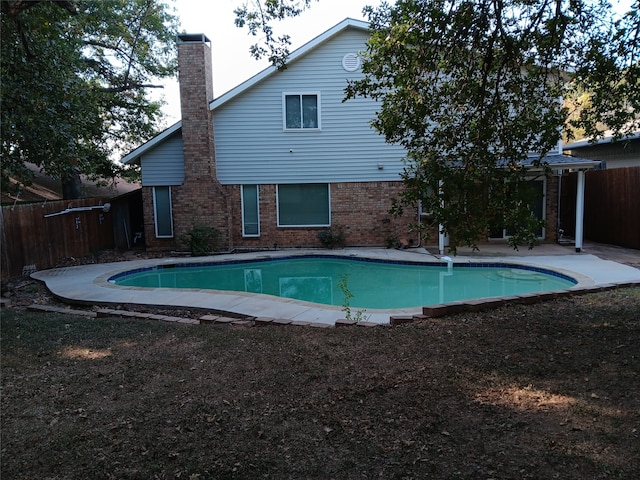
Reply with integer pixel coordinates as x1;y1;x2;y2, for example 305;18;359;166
140;132;184;186
213;28;407;184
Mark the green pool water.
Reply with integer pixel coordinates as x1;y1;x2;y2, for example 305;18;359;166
109;256;576;309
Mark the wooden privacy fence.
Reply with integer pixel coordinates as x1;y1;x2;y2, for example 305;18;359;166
560;166;640;249
1;198;114;280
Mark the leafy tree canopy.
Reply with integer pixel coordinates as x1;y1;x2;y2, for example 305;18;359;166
346;0;638;251
1;0;179;199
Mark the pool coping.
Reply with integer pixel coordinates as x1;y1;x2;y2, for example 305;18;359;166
31;248;640;326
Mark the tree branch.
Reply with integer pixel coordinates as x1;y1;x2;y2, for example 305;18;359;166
100;83;163;93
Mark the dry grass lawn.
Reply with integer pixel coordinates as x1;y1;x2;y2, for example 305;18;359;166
2;287;639;479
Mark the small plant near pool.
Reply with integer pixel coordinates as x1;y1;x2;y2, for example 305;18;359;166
338;273;368;322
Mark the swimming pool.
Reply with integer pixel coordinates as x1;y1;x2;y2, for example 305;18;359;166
109;255;576;310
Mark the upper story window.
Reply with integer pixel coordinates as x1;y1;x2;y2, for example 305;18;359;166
283;92;320;130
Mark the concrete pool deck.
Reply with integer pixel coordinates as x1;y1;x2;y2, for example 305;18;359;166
31;242;640;326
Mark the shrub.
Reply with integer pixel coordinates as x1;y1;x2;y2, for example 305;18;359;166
180;223;220;256
317;227;345;249
385;234;400;249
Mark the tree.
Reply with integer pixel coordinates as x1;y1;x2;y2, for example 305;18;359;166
346;0;638;251
567;3;640;140
1;0;179;199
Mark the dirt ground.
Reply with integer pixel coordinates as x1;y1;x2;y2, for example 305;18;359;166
1;246;639;479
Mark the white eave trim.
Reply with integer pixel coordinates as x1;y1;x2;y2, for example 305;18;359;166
120;121;182;165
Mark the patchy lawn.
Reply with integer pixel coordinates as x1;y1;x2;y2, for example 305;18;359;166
1;287;639;479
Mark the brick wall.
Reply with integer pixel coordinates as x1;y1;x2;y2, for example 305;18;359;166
230;181;419;249
143;181;421;251
143;176;558;252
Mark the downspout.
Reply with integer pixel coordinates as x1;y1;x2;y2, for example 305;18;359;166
415;205;422;248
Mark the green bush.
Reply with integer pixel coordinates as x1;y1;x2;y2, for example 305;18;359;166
317;227;345;249
385;234;400;249
180;223;220;256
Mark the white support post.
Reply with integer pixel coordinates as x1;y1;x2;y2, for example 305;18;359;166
575;170;585;252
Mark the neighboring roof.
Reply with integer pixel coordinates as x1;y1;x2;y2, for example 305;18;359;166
1;162;140;205
564;131;640;150
121;18;369;165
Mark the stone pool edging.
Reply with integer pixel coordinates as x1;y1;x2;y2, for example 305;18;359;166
27;247;640;327
24;279;640;328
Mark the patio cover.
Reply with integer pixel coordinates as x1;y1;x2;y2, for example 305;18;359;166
437;154;601;254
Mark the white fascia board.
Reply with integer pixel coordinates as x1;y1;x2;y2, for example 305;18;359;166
209;18;370;111
120;121;182;165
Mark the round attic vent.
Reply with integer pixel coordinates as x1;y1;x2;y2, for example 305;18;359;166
342;53;361;72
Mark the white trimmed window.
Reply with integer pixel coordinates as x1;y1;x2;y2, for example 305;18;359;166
153;186;173;238
241;185;260;237
283;92;320;130
277;184;330;227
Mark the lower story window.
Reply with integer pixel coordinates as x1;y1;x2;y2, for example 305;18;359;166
242;185;260;237
277;183;330;227
153;186;173;238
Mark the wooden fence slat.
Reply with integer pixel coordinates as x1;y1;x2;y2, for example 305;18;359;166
561;166;640;249
1;199;114;280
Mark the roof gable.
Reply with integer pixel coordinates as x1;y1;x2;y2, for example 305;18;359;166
210;18;369;111
121;18;369;165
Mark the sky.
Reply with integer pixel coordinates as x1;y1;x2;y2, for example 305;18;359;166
158;0;381;124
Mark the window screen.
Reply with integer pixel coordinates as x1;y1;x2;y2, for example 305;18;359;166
284;94;319;129
277;184;330;226
242;185;260;236
153;186;173;238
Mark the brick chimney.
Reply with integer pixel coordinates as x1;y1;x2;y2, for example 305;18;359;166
173;33;230;248
177;33;215;182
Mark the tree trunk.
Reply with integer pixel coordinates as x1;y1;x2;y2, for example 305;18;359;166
61;172;81;199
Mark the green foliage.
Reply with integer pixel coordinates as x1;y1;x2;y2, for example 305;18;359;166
1;0;179;198
233;0;319;69
385;234;400;249
337;274;367;322
566;3;640;141
317;226;345;249
346;0;637;252
180;224;220;256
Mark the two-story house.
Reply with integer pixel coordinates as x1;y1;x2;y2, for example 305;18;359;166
122;18;599;253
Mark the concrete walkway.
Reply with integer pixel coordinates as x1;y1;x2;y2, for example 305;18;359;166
31;243;640;326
